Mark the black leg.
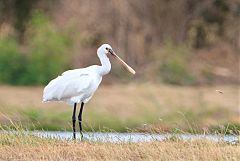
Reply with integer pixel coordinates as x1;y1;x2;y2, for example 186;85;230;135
78;102;84;140
72;103;77;140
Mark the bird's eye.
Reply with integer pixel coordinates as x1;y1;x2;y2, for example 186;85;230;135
105;47;108;50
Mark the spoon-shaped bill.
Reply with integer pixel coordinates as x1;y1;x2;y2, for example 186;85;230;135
111;51;136;75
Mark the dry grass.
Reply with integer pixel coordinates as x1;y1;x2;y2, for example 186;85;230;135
0;84;239;132
0;83;239;160
0;136;239;161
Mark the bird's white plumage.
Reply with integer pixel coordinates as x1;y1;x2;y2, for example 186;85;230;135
43;66;101;105
43;44;112;105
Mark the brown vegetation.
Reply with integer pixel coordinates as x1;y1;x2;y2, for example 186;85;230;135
0;136;239;161
0;0;239;85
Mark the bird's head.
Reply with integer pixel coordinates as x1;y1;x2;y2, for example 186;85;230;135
98;44;114;56
97;43;136;75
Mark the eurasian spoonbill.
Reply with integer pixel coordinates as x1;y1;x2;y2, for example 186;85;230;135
43;44;135;139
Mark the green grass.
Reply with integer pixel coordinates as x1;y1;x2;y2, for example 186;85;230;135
1;107;239;135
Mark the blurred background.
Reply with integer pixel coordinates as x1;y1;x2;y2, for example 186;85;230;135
0;0;239;133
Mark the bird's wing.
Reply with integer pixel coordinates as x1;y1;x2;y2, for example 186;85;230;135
61;68;84;77
43;70;93;102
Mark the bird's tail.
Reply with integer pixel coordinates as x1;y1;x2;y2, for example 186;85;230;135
42;98;48;103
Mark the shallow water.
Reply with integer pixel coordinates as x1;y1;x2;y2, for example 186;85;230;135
31;131;239;144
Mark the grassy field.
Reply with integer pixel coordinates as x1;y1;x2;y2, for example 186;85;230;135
0;83;239;133
0;132;239;161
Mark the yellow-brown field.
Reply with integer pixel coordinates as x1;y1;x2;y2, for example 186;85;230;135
0;84;239;160
0;83;239;132
0;133;239;161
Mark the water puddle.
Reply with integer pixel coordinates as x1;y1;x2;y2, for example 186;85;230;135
31;131;239;144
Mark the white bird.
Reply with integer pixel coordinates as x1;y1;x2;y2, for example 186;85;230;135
43;44;135;139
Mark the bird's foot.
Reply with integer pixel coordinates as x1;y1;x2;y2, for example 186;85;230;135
72;132;76;140
80;131;84;141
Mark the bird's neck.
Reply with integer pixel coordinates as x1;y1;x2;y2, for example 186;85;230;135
97;53;111;76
